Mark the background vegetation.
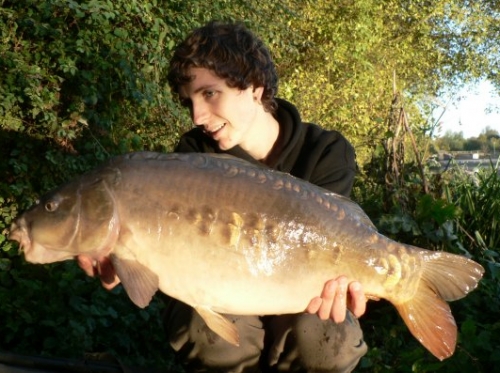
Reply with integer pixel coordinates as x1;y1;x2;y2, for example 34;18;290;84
1;0;499;371
433;127;500;153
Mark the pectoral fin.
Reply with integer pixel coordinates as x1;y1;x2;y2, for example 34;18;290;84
194;306;240;346
110;254;159;308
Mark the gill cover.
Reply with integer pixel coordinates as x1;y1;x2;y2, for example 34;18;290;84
27;166;121;260
73;166;121;255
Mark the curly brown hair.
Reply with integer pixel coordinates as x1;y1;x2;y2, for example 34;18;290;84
167;21;278;113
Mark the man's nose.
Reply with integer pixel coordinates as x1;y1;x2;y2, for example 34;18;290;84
191;100;209;126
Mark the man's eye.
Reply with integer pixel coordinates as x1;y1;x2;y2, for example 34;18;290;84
180;98;192;107
204;90;215;98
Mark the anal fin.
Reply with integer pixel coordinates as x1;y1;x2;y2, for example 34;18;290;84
195;306;240;346
110;253;159;308
393;249;484;360
394;280;456;360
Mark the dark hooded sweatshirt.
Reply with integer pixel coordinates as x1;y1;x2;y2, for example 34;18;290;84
175;98;356;197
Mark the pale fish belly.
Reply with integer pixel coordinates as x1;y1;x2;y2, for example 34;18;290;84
114;203;348;314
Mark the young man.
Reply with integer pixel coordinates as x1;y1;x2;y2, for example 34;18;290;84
79;21;367;373
164;21;368;373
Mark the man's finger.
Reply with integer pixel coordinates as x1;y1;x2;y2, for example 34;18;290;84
77;256;97;277
97;257;121;290
306;297;323;314
347;281;366;318
331;276;348;323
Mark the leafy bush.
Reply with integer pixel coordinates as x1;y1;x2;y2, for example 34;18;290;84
0;0;190;368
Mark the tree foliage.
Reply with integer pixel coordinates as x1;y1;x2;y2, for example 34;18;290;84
276;0;499;161
433;127;500;152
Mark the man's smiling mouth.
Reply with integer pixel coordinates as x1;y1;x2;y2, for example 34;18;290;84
205;123;226;136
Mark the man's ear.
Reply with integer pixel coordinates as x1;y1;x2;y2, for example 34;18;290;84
252;86;265;103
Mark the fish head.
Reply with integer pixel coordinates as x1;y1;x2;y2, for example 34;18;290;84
9;167;121;264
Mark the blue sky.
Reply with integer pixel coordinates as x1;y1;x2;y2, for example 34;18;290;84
436;80;500;138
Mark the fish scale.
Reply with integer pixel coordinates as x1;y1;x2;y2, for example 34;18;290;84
9;151;484;360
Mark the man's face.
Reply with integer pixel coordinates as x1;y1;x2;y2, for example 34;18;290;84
178;67;264;151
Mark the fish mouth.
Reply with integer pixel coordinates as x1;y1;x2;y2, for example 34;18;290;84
8;220;32;256
9;220;74;264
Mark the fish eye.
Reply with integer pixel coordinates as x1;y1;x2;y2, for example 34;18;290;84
45;201;59;212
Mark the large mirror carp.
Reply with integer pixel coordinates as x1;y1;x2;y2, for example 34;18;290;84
9;152;484;360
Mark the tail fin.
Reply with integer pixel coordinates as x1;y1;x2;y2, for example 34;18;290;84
394;251;484;360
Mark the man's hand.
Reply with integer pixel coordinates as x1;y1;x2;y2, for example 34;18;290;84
306;276;366;323
77;256;121;290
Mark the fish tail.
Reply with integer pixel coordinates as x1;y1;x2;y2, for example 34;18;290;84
394;251;484;360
